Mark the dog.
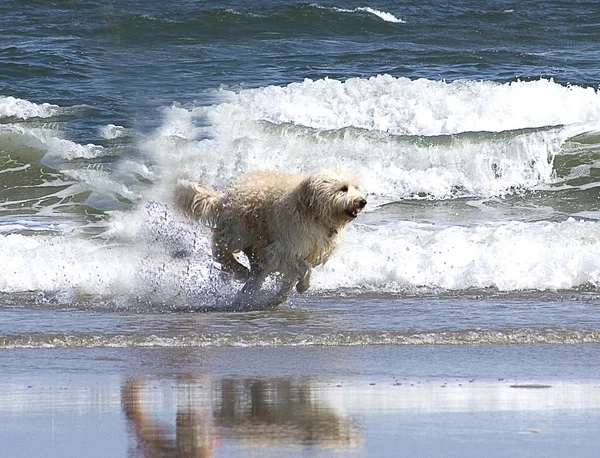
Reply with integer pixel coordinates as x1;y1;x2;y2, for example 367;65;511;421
174;169;366;308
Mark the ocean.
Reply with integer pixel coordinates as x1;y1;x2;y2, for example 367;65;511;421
1;1;600;456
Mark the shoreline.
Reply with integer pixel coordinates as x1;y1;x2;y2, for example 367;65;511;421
1;345;599;457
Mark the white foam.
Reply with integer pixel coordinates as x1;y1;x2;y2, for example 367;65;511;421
356;7;404;23
316;218;600;291
63;168;139;203
0;96;60;120
5;80;600;298
0;96;105;160
99;124;130;140
0;234;136;294
2;216;600;297
0;205;231;305
328;6;405;23
145;77;600;200
41;136;105;160
1;123;105;160
0;220;73;234
208;76;600;136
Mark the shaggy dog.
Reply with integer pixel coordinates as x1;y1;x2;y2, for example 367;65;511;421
174;169;366;308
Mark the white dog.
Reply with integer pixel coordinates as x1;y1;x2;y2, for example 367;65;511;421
175;169;366;308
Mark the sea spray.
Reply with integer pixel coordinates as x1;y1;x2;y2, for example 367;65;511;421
3;78;600;299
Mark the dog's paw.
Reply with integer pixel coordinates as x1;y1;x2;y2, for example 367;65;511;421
295;267;312;293
296;281;310;294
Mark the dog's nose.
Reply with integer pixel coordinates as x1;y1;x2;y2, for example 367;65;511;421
358;199;367;209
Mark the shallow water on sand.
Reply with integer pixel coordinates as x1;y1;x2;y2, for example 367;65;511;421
2;346;600;458
2;293;600;348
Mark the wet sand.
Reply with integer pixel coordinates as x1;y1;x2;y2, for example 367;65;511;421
1;345;600;457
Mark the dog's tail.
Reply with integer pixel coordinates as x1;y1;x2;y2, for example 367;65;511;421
174;179;223;227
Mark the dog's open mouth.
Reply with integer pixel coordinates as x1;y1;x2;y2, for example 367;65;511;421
345;199;367;219
346;208;360;219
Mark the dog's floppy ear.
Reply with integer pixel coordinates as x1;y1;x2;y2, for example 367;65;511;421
297;176;317;211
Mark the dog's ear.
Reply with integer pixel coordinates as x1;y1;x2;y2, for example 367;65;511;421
297;176;317;211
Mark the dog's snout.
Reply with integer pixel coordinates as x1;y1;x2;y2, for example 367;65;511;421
358;199;367;209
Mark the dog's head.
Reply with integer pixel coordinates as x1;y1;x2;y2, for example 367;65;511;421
298;169;367;227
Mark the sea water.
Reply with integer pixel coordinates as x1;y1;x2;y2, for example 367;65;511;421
1;0;600;346
3;2;600;457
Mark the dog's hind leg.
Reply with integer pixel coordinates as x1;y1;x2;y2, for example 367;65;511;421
295;260;313;293
214;248;250;281
212;233;250;281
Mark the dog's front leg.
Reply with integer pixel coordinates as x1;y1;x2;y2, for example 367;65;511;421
229;269;268;311
274;277;296;302
241;270;267;296
295;260;313;293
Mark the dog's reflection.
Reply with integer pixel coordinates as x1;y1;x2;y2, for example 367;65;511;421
122;376;363;457
122;376;216;457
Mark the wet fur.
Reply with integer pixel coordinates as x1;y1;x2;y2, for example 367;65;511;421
175;169;366;308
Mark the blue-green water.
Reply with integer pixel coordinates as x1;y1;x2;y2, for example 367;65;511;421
3;2;600;457
1;0;600;344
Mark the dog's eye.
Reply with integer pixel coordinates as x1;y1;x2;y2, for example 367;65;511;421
340;185;348;193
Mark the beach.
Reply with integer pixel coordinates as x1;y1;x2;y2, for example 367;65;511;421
2;1;600;456
2;344;600;457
